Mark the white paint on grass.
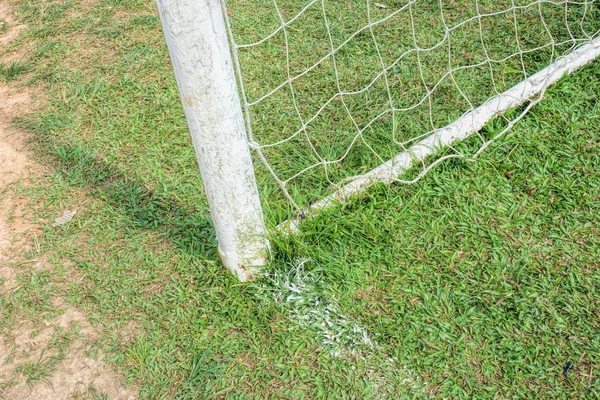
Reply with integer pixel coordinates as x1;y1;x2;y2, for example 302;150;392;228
257;259;423;394
269;263;373;356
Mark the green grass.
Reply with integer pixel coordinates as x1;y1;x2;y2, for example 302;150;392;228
1;0;600;398
16;351;62;387
0;60;32;81
228;0;600;208
75;385;111;400
0;19;8;34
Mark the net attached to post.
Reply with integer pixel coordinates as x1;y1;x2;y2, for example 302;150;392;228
223;0;600;227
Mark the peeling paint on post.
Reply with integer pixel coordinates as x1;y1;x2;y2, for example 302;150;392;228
156;0;269;281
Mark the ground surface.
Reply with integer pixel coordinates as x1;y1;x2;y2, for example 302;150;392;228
0;0;599;399
0;3;136;398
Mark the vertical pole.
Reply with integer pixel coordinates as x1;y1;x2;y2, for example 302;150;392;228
156;0;269;281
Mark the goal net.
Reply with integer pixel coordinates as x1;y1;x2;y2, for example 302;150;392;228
224;0;600;226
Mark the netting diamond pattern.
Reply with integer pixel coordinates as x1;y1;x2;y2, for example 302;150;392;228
223;0;600;215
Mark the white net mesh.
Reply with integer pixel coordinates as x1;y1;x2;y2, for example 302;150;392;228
223;0;600;219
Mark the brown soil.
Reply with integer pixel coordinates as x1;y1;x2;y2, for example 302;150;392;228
0;3;24;48
0;4;138;399
0;86;39;292
0;306;137;400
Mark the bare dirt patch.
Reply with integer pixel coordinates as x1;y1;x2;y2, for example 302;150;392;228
0;6;138;399
0;3;24;48
1;307;137;399
0;85;39;292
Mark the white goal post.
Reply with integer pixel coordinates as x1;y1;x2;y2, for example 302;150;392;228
156;0;600;279
155;0;269;281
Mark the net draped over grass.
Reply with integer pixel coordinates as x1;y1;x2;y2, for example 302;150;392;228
2;0;600;398
226;0;600;217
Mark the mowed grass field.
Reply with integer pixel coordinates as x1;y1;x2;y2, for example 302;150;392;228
1;0;600;398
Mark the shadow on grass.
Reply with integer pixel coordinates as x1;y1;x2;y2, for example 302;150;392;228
29;130;218;260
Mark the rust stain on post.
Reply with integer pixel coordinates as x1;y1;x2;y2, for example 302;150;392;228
182;94;195;106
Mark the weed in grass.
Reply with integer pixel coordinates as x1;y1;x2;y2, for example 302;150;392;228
125;335;151;370
74;384;110;400
15;352;60;386
46;326;76;356
0;60;31;81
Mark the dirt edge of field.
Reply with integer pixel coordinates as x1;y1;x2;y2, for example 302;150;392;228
0;4;138;399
